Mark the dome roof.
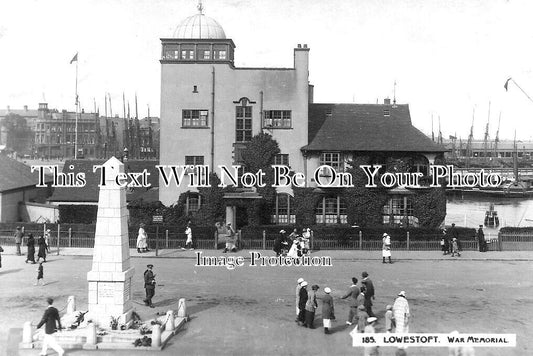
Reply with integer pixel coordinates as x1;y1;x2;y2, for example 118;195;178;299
173;14;226;39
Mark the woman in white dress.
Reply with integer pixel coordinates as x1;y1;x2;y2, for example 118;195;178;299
382;233;392;263
136;223;148;253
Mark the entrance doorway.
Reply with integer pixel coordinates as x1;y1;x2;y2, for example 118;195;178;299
235;206;249;230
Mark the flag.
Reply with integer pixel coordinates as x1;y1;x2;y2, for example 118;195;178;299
70;52;78;64
504;77;512;91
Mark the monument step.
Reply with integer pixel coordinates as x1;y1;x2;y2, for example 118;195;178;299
95;342;163;351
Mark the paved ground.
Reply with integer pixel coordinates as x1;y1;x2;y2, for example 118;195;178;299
0;249;532;356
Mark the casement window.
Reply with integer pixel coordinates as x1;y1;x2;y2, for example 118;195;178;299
186;193;202;214
315;196;347;224
235;106;252;142
382;196;418;227
263;110;292;128
320;152;343;172
271;193;296;224
274;154;289;166
185;156;204;166
182;110;208;127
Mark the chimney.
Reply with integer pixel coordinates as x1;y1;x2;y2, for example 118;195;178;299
384;98;391;105
308;84;314;104
24;105;28;111
6;105;10;111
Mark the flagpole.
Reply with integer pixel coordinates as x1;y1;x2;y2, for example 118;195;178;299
74;57;79;159
511;79;533;104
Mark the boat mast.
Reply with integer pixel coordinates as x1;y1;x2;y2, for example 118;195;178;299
483;102;490;164
466;108;475;168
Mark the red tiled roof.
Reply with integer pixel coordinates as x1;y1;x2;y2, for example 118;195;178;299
303;103;446;153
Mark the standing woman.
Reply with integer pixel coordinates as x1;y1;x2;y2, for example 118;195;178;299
37;235;47;262
304;285;319;329
322;287;335;334
137;223;149;253
382;233;392;264
25;233;36;264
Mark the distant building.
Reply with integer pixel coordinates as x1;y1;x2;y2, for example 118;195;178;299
443;138;533;161
0;105;37;156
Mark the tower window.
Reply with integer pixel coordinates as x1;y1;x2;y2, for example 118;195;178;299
181;44;195;60
213;44;228;60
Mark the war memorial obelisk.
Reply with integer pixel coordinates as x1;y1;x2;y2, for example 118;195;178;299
87;157;135;328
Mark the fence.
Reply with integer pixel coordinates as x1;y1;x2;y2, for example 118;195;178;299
2;223;531;252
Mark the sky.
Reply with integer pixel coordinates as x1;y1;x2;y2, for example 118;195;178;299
0;0;532;140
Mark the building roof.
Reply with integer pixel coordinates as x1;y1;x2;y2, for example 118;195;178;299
0;109;39;117
48;159;160;203
0;154;44;192
173;13;226;39
303;103;446;153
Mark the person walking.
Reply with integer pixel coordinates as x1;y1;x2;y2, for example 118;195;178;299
297;281;308;325
295;278;305;322
37;235;47;263
382;233;392;264
361;271;375;317
137;223;149;253
304;285;319;328
322;287;335;334
184;223;194;250
14;226;23;256
393;291;410;333
385;304;395;333
44;229;51;253
449;223;459;254
477;225;486;252
143;264;156;308
302;228;311;255
441;228;449;255
451;238;461;257
36;297;64;356
25;233;36;264
357;304;369;333
223;223;237;253
341;277;360;325
35;261;45;286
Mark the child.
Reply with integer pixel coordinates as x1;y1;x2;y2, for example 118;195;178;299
35;261;45;286
385;304;395;333
184;223;194;250
357;304;368;333
451;238;461;257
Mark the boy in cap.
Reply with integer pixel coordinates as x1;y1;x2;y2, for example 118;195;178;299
36;297;64;356
35;261;45;286
143;264;156;307
297;281;308;325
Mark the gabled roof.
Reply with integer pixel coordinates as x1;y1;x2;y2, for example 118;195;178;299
48;159;160;203
303;103;446;153
0;155;44;192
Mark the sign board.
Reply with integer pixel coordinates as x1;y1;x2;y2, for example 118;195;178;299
152;215;163;223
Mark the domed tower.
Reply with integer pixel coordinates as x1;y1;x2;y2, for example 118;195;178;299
161;1;235;63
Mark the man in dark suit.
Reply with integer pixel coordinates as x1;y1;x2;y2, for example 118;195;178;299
361;271;375;317
341;277;360;325
36;297;64;356
144;264;156;308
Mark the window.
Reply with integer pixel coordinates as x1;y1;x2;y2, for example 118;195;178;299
181;45;195;60
315;196;347;224
271;193;295;224
186;193;202;213
320;152;343;171
182;110;208;127
236;105;252;142
383;109;390;117
197;45;211;60
263;110;292;128
274;154;289;166
382;196;418;227
163;45;179;59
185;156;204;165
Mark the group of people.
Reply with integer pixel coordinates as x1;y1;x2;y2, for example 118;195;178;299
215;221;237;253
295;278;331;332
440;223;462;257
274;228;311;257
7;226;50;285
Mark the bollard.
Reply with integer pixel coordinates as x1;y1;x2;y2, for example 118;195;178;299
262;230;266;250
165;230;169;249
407;231;410;252
68;228;72;247
214;230;218;249
359;231;363;250
152;324;162;348
22;321;33;344
165;310;175;331
86;322;97;346
57;224;60;256
177;298;187;318
67;295;76;314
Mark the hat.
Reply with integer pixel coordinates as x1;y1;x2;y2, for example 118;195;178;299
479;225;483;227
301;281;308;287
147;264;154;268
358;304;366;311
279;229;286;234
398;291;406;297
311;284;319;290
362;271;369;278
16;226;21;229
297;278;304;284
386;304;392;310
324;287;331;294
367;317;377;323
46;229;51;232
383;233;388;237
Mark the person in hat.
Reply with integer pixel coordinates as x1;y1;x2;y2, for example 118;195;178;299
223;222;237;253
393;291;410;334
36;297;64;356
35;261;45;286
184;222;194;250
14;226;23;256
44;229;51;253
385;304;395;333
143;264;156;307
37;234;47;263
364;317;380;356
137;223;149;253
25;233;36;264
322;287;335;334
302;228;311;255
361;271;375;317
273;230;284;256
441;228;449;255
451;238;461;257
449;223;459;254
295;278;305;321
477;225;486;252
382;233;392;263
304;285;319;328
357;304;369;333
297;281;308;325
